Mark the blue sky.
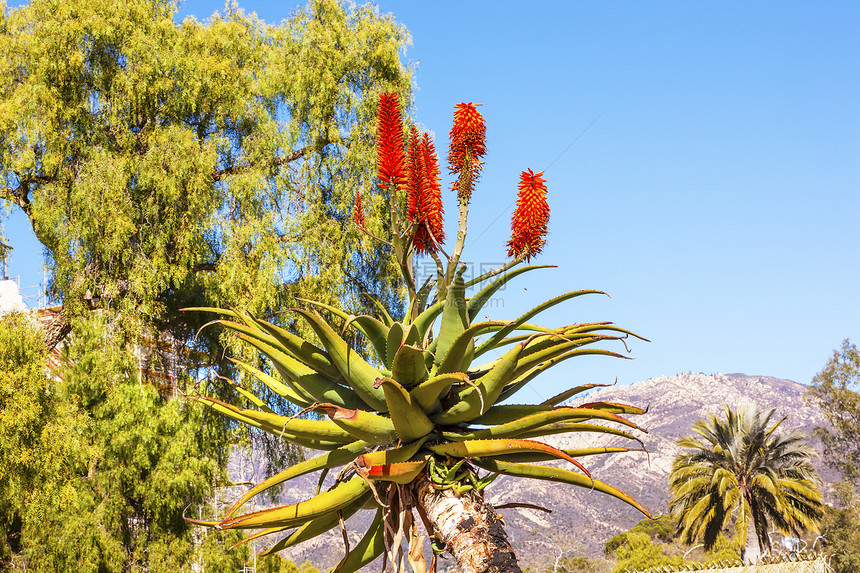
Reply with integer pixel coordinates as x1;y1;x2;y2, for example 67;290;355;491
5;1;858;398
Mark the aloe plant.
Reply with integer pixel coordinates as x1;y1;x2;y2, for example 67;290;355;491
186;93;650;573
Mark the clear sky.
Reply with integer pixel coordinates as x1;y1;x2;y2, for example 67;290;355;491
4;1;858;398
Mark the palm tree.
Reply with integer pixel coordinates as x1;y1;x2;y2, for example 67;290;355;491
668;403;824;564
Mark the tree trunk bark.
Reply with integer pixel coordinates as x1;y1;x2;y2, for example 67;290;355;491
411;474;521;573
741;517;762;565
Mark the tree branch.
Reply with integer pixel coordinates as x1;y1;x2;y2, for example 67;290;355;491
212;146;311;181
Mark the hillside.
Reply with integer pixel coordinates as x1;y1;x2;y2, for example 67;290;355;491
224;373;833;569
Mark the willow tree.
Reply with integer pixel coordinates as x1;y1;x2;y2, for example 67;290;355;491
188;94;651;573
0;0;412;570
0;0;411;349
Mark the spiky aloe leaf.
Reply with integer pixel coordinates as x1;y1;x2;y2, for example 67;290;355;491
312;403;398;445
445;407;645;440
236;333;363;409
373;377;434;442
226;441;370;518
513;422;644;447
298;297;391;365
258;490;374;557
385;322;405;368
291;308;388;412
473;290;606;358
409;372;468;414
472;459;650;517
430;341;523;425
404;273;436;324
540;383;615;407
431;267;469;369
217;476;370;530
222;377;275;414
410;298;445;341
328;508;385;573
577;402;647;415
363;292;395;327
427;439;590;475
229;358;314;408
492;446;642;463
470;404;553;425
465;264;556;320
365;459;429;484
433;321;505;375
201;308;340;380
391;343;431;387
192;397;354;449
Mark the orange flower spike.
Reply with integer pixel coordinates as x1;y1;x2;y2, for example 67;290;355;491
406;126;423;225
413;132;445;254
507;169;550;261
376;93;407;192
353;188;366;229
448;102;486;200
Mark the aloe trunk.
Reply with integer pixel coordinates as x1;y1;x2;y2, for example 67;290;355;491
412;473;520;573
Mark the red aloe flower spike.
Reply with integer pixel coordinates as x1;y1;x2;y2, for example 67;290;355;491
406;126;423;226
353;187;366;229
507;169;550;262
448;102;486;200
413;132;445;255
376;93;407;193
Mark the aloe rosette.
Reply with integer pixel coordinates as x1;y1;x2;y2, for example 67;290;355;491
186;94;650;573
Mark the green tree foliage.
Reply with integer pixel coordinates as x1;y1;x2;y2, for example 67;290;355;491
610;532;683;573
0;0;411;337
605;515;676;555
807;339;860;487
820;487;860;573
668;404;824;564
0;312;250;571
604;517;739;572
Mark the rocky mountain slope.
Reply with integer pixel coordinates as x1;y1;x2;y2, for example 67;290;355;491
224;373;832;569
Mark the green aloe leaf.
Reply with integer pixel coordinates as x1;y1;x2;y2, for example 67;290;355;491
226;441;370;518
363;292;395;327
298;297;391;365
291;308;388;412
391;343;431;387
237;333;363;409
405;273;437;324
474;290;606;358
472;459;650;517
217;476;370;530
258;490;373;557
193;396;354;443
448;406;645;440
312;403;399;444
430;341;523;425
410;298;445;342
540;383;615;407
374;377;434;442
365;458;429;484
433;321;505;376
492;446;643;463
385;322;405;369
470;404;553;425
409;372;468;414
427;439;589;474
229;357;314;408
431;267;469;370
